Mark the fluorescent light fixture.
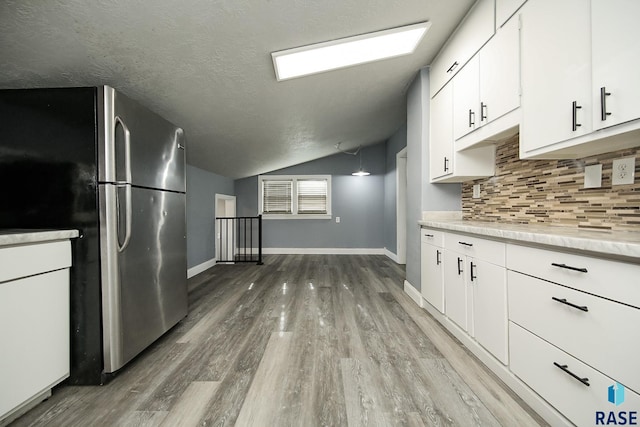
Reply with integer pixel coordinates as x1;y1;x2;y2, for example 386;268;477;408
272;22;431;81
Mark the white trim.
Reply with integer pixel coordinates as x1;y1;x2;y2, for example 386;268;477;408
420;301;571;427
187;258;217;278
384;248;399;263
403;280;423;307
262;214;332;220
262;247;385;255
396;147;407;264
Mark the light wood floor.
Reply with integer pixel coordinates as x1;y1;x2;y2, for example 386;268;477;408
12;255;547;426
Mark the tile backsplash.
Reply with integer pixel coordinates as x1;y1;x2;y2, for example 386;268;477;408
462;134;640;230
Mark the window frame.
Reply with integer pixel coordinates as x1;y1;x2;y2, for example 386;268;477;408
258;175;332;219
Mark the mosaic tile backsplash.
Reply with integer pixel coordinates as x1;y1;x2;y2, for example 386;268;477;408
461;134;640;230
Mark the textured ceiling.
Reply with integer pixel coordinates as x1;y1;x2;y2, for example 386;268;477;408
0;0;474;178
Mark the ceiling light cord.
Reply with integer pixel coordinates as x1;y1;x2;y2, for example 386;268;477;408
336;142;370;176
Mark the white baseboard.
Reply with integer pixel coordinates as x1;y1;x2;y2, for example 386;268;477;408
262;248;385;255
384;248;400;263
187;258;217;278
403;280;423;308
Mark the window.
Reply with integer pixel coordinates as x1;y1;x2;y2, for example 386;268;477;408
259;175;331;219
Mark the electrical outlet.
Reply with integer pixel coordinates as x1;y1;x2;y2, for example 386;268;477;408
335;216;340;223
612;157;636;186
473;184;481;199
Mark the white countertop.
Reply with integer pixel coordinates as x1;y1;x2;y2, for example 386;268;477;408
0;229;79;247
418;219;640;260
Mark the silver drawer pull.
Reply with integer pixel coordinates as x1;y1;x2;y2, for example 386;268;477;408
552;297;589;312
551;262;588;273
553;362;590;387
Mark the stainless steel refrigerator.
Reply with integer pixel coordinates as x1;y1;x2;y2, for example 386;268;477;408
0;86;187;384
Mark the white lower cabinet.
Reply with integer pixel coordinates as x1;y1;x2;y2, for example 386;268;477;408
442;232;508;364
510;322;640;427
419;226;640;426
420;228;445;313
509;270;640;393
0;239;72;423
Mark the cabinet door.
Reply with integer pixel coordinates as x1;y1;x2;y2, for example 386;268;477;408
479;16;520;126
443;250;468;332
429;83;454;180
591;0;640;130
520;0;591;154
430;0;495;97
421;243;444;313
471;259;508;364
453;55;480;140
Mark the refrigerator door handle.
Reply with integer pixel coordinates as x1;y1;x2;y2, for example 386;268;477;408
114;116;132;184
116;183;132;252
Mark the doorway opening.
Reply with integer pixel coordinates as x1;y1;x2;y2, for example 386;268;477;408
396;147;407;265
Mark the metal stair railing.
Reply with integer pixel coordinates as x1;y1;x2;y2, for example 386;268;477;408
215;215;263;265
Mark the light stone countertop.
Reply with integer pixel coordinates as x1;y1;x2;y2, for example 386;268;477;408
0;229;80;247
418;219;640;261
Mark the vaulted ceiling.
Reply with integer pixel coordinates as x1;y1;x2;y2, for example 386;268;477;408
0;0;474;178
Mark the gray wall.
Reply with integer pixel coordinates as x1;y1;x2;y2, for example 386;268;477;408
186;165;235;268
383;125;407;255
405;69;461;290
235;143;386;249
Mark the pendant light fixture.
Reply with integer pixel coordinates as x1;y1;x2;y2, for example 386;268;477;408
352;148;370;176
335;143;370;176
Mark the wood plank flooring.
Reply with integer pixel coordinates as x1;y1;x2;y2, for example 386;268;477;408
11;255;547;426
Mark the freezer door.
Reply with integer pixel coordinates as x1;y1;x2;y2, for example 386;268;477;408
98;86;186;192
100;184;187;373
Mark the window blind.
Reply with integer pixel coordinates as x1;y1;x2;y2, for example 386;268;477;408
297;179;327;214
262;180;292;214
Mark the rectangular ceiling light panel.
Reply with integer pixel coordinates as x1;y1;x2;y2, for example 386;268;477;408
272;22;431;81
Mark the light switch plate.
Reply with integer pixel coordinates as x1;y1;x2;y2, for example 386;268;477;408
612;157;635;186
473;184;481;199
584;164;602;188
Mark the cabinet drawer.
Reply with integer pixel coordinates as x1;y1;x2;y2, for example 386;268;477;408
508;271;640;394
506;243;640;308
0;240;72;283
510;323;640;427
444;232;505;266
421;228;444;246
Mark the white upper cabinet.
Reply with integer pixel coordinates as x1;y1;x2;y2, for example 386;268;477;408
520;0;640;159
430;83;454;180
478;16;520;130
429;0;495;98
496;0;527;28
591;0;640;131
453;16;521;147
429;82;496;183
520;0;592;155
453;55;480;140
